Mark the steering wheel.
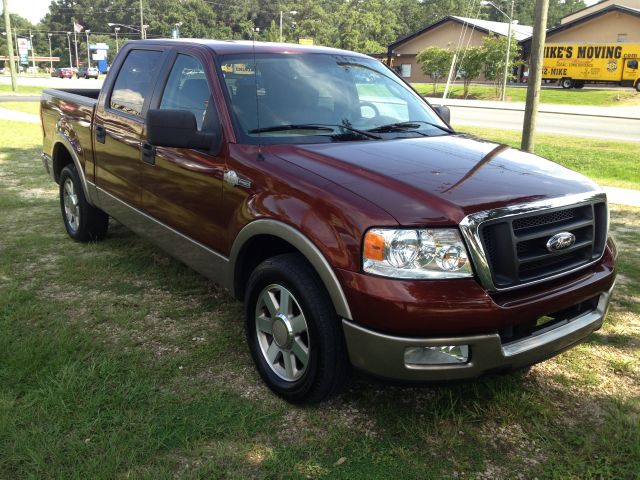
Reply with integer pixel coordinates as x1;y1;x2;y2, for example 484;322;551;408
359;101;380;119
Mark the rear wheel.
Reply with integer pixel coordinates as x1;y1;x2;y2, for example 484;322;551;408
59;164;109;242
561;78;573;89
245;253;349;403
574;81;585;89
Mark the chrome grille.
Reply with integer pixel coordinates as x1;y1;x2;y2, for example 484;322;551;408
479;200;608;289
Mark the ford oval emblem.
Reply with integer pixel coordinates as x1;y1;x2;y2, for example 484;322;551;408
546;232;576;252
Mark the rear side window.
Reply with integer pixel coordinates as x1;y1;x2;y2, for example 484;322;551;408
110;49;163;116
160;54;215;131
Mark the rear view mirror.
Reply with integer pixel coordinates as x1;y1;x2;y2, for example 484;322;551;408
433;105;451;125
147;109;215;151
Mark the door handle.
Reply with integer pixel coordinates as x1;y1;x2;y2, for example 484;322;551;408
141;142;156;165
95;125;106;144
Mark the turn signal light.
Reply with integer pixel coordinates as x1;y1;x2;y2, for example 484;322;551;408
364;231;386;261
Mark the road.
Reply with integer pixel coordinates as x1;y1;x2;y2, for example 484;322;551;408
435;99;640;143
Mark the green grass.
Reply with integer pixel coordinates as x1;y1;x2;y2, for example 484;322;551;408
454;125;640;190
1;121;639;478
0;101;40;115
0;84;45;95
413;83;640;107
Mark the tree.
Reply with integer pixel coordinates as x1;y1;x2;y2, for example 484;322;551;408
416;46;454;93
482;33;522;97
457;46;485;98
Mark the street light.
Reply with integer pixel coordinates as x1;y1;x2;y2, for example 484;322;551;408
66;32;72;68
279;10;297;43
108;22;148;38
174;22;182;39
114;26;120;53
481;0;515;102
47;33;53;71
85;29;91;68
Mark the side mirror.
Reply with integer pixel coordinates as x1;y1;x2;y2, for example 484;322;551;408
147;109;215;151
433;105;451;125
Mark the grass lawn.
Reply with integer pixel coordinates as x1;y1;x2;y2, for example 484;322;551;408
1;122;639;478
455;125;640;191
0;84;45;96
0;101;40;115
413;83;640;107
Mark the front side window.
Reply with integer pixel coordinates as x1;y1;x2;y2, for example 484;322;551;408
110;49;163;116
160;54;216;131
218;53;450;144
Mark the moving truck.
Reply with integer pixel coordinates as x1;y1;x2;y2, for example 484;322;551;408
542;42;640;90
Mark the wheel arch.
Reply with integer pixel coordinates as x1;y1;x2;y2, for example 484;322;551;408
229;219;353;320
51;138;95;205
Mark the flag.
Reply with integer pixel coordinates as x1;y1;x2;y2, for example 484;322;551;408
74;22;84;33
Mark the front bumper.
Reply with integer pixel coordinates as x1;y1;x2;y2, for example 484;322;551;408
342;283;614;381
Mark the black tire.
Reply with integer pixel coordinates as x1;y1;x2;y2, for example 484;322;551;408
561;78;573;89
635;82;640;93
59;164;109;242
574;81;585;89
245;253;349;404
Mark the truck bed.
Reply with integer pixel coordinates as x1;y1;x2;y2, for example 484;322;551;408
41;88;99;185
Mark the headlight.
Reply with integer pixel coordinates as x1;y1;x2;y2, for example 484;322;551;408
363;228;473;279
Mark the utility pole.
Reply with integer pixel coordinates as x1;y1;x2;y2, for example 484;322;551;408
521;0;549;152
47;33;53;71
139;0;145;39
2;0;17;91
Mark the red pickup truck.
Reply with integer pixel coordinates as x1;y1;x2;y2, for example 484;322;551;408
41;40;616;403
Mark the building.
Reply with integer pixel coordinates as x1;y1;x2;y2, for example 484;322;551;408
386;16;532;83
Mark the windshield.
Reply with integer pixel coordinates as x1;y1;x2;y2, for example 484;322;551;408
217;53;452;144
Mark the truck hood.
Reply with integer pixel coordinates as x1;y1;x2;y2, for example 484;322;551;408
266;134;601;225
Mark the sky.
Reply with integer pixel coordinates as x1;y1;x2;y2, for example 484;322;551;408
12;0;603;25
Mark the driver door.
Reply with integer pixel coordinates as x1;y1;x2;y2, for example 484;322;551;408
622;58;638;83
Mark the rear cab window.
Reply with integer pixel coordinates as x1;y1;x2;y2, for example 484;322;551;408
110;49;164;116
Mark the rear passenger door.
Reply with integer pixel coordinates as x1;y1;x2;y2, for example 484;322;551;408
93;48;166;208
141;51;227;253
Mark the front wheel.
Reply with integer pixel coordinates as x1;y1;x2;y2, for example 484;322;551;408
245;253;349;403
635;81;640;93
59;164;109;241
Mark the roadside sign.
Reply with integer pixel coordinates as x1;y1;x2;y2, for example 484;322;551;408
298;38;314;45
19;53;28;65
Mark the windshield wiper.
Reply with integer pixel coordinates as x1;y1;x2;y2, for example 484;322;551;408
249;124;335;134
249;123;381;140
367;120;454;135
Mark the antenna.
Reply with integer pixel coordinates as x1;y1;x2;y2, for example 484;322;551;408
252;26;263;157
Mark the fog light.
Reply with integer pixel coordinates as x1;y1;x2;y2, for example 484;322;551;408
404;345;469;365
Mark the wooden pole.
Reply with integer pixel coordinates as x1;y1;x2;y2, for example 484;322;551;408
521;0;549;152
3;0;17;91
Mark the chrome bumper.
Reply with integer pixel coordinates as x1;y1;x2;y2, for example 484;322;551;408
342;284;614;382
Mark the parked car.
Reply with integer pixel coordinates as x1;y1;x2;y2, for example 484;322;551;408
40;40;616;403
51;67;74;79
76;67;99;79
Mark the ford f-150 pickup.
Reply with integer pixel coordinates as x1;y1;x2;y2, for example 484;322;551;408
41;40;617;403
